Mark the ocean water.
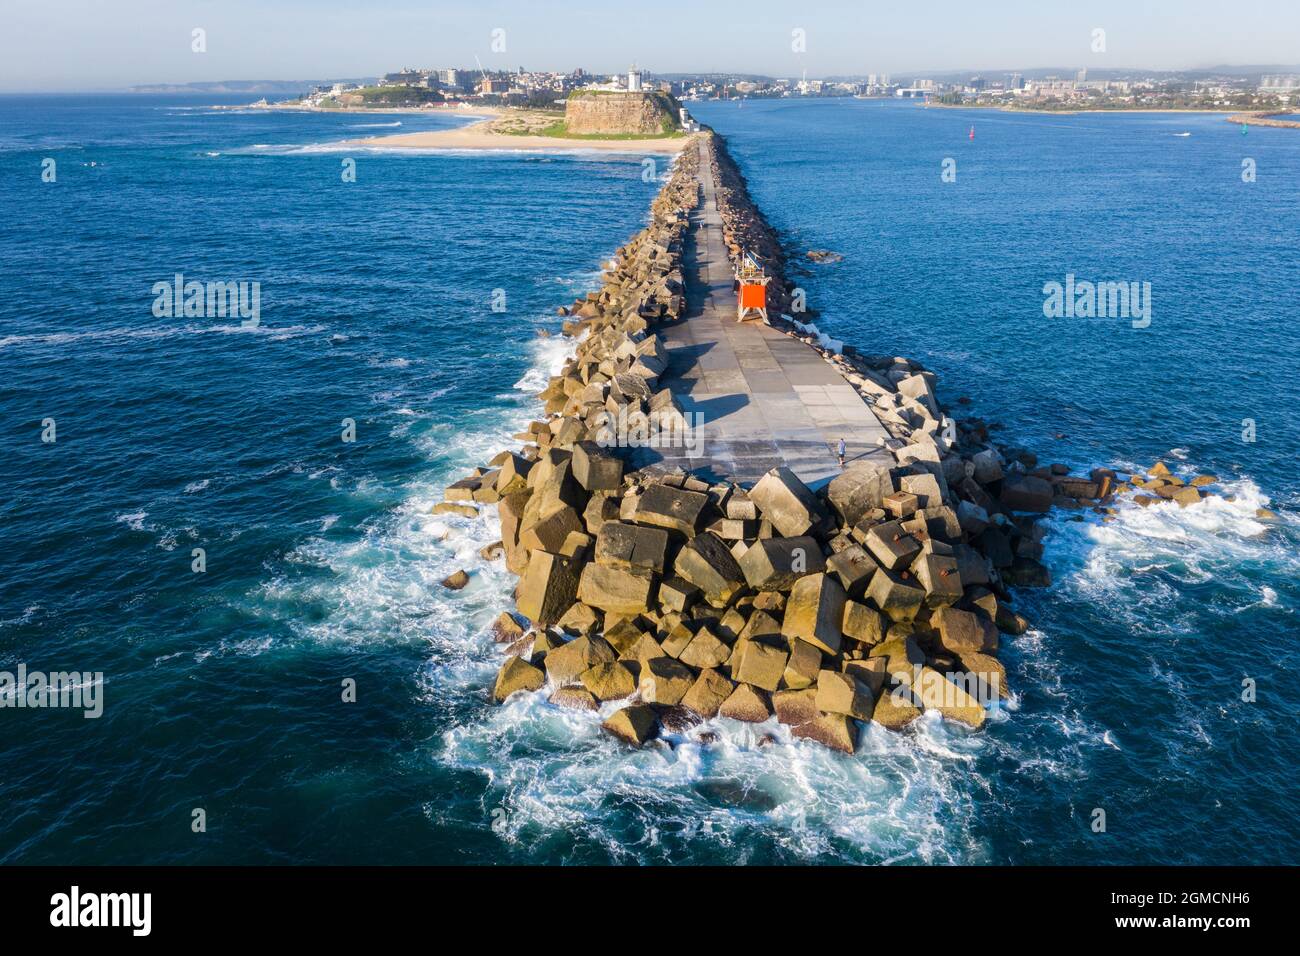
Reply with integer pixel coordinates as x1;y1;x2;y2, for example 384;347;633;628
1;95;1296;864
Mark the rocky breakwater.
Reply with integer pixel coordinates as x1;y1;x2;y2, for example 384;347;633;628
433;131;1237;756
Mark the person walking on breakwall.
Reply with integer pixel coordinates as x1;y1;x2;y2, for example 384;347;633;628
837;437;847;468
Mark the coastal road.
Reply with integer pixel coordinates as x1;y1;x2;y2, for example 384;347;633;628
640;139;893;489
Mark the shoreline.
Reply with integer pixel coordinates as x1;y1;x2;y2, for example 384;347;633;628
341;117;689;153
1226;110;1300;129
925;102;1236;115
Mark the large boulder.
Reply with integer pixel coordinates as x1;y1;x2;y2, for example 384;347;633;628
732;640;788;693
544;634;616;685
781;573;847;655
492;656;545;703
738;536;824;590
933;606;997;654
577;563;656;616
772;687;819;726
814;669;875;720
681;668;735;718
516;551;581;627
1000;475;1054;513
871;685;923;729
718;683;772;722
518;504;584;554
791;712;858;754
909;666;986;729
782;639;823;690
911;552;964;607
678;627;732;670
571;441;624;491
749;467;830;538
579;661;638;701
863;520;922;571
841;600;885;645
826;544;879;598
594;521;669;573
602;703;660;746
673;532;746;608
638;656;696;705
865;568;926;623
826;462;893;527
635;483;709;536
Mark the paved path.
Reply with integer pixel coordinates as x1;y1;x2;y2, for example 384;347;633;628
633;139;892;490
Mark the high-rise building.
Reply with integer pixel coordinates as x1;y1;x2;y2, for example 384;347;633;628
1009;73;1024;90
628;65;643;92
1076;68;1088;84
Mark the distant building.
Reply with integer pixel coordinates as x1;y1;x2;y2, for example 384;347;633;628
480;77;510;94
628;65;643;92
1259;74;1300;92
1009;73;1024;90
439;69;460;88
1076;68;1088;84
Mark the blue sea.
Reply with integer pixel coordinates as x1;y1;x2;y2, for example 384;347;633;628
2;94;1297;865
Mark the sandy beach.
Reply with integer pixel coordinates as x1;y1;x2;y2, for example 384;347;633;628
343;117;689;153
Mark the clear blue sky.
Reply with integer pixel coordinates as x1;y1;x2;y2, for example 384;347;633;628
3;0;1298;92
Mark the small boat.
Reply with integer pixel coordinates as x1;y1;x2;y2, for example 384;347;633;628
1173;131;1191;137
968;125;975;140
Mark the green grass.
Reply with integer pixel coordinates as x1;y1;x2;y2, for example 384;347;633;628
495;119;687;140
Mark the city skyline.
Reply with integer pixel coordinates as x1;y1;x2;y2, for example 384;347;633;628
4;0;1300;93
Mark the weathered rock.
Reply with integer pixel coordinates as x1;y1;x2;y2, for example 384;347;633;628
673;532;746;608
773;687;819;726
519;504;585;554
826;462;893;527
791;712;858;753
882;490;919;520
872;685;923;729
718;683;772;722
909;666;986;728
814;669;875;719
957;650;1010;701
678;627;732;670
544;634;616;685
681;668;735;718
733;640;789;692
1004;557;1052;588
841;600;885;645
638;656;696;705
1001;475;1054;513
782;639;823;690
864;520;922;571
970;448;1004;484
493;656;545;703
580;661;637;701
749;466;830;537
570;440;624;491
556;601;600;637
657;576;698;614
602;703;660;746
738;535;824;590
826;544;879;598
899;472;944;510
934;606;997;654
577;563;656;616
441;569;470;590
843;657;888;697
516;551;581;627
866;568;926;622
594;521;669;573
490;611;527;644
635;482;709;536
911;552;964;607
781;573;847;655
548;685;599;711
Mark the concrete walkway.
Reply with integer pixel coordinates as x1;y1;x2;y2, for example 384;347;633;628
635;140;892;490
